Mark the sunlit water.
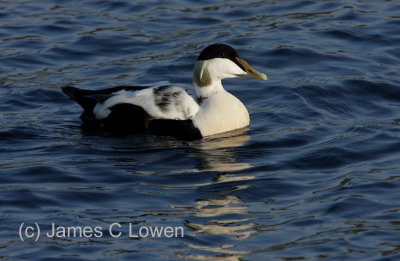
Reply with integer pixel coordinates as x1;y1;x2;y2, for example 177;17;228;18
1;0;400;260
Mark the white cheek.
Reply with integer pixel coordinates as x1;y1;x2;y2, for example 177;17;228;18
208;58;244;79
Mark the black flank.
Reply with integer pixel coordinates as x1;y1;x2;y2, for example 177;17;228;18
148;119;202;140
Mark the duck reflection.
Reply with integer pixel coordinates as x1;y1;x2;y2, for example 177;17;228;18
173;174;256;260
168;129;257;259
186;195;255;240
105;127;252;174
190;127;252;172
107;125;255;259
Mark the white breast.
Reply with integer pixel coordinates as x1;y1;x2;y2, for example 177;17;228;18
193;91;250;137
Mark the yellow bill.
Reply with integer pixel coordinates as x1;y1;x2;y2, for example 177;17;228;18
236;57;267;80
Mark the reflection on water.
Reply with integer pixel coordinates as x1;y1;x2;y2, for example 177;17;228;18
169;131;255;259
172;172;256;260
192;196;247;217
103;128;251;175
113;128;255;261
191;128;252;172
179;245;246;261
109;129;255;260
186;195;255;238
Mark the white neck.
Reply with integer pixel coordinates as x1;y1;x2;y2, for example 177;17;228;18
193;58;244;99
194;80;225;99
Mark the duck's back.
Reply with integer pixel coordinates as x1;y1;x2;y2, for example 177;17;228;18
93;86;199;121
62;85;202;140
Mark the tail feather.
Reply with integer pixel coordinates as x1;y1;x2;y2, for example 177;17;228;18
62;85;151;110
62;86;98;112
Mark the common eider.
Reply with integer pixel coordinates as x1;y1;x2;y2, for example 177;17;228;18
62;44;267;140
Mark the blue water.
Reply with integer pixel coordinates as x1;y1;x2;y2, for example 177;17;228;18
1;0;400;260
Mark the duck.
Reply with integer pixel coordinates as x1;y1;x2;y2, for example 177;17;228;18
62;44;267;140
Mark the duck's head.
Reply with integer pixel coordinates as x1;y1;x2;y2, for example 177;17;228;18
193;44;267;90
